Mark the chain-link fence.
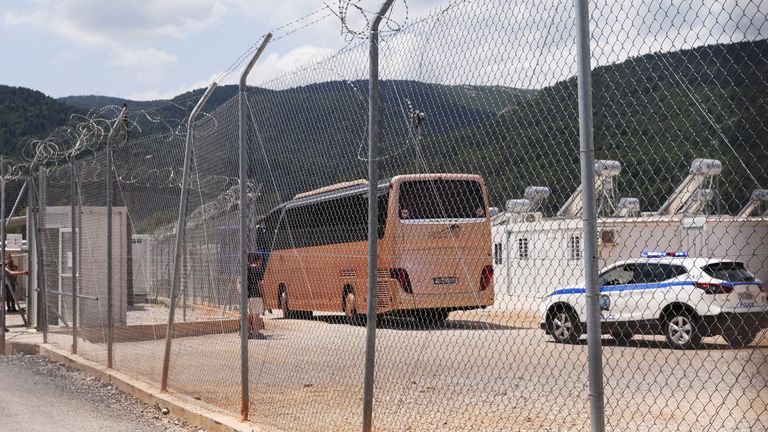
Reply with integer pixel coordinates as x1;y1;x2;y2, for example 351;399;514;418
2;0;766;431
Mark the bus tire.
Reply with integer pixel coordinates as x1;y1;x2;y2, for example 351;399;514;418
429;309;450;324
297;310;314;320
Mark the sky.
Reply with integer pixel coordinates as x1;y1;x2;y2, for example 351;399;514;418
0;0;442;100
0;0;765;101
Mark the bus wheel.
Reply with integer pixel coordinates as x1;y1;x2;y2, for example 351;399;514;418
280;289;294;320
297;311;314;320
428;310;450;325
343;290;362;326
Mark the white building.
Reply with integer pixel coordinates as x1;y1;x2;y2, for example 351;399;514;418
490;158;768;316
28;206;129;328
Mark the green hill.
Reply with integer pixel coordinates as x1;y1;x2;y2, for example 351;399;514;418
414;39;768;214
230;40;767;217
0;86;84;157
4;39;766;225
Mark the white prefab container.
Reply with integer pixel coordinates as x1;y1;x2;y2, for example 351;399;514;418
491;215;768;315
29;206;129;328
131;234;151;301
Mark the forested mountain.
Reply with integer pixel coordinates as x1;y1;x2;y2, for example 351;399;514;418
0;86;84;157
62;81;530;136
3;38;766;229
410;39;768;214
221;39;768;216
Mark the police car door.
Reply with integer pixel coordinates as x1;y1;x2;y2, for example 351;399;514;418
626;263;687;322
597;264;635;322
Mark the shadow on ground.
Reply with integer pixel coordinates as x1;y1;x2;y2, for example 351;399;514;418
288;314;522;331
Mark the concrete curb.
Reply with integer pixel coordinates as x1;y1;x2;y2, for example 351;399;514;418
31;344;280;432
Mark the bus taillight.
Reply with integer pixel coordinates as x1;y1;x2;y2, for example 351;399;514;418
390;268;412;294
479;265;494;291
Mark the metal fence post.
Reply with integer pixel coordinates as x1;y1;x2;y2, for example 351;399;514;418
107;105;128;369
575;1;606;431
161;81;218;392
71;162;78;354
238;33;272;421
363;2;395;431
1;156;6;354
5;181;27;231
182;245;187;323
37;166;48;343
26;176;35;328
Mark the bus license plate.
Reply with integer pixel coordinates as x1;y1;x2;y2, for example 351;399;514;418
433;277;458;285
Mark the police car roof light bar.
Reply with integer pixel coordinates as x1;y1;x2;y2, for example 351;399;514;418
641;251;689;258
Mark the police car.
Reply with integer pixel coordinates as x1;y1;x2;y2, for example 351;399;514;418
541;252;768;349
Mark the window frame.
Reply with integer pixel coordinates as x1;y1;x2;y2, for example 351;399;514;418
493;242;503;265
633;263;688;284
517;237;529;260
599;264;635;286
397;179;486;222
568;235;581;261
273;189;389;251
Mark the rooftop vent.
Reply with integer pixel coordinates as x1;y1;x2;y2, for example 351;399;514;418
505;199;532;213
737;189;768;217
656;158;722;216
558;160;622;218
615;198;640;217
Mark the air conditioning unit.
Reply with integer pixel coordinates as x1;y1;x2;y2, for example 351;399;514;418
523;213;539;223
599;229;617;245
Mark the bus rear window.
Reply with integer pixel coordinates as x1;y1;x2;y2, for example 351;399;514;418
702;262;755;282
398;179;486;220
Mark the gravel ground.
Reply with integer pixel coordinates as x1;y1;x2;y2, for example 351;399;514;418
0;354;203;432
39;307;768;432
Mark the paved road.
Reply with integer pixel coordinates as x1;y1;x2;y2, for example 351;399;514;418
53;310;767;432
0;355;198;432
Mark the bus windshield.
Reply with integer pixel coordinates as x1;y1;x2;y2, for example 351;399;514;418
398;179;486;220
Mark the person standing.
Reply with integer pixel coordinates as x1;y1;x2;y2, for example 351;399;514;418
5;254;27;313
246;253;266;339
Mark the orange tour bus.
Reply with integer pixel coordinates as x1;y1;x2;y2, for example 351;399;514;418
256;174;494;324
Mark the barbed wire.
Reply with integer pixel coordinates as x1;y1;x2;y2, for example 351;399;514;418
322;0;410;41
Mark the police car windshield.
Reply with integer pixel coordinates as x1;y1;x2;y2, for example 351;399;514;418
702;262;754;282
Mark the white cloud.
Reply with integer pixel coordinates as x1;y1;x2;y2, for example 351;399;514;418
251;45;338;84
4;0;766;99
128;73;219;101
111;47;178;68
127;44;337;100
46;0;224;41
2;0;224;86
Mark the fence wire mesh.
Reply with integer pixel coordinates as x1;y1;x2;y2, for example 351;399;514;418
3;0;767;431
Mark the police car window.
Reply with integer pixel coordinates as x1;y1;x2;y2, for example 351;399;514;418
701;262;754;282
634;264;686;283
599;265;634;286
665;265;687;280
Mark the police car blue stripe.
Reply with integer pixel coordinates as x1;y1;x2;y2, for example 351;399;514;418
549;281;694;297
548;280;763;297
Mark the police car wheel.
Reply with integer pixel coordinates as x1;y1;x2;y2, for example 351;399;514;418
664;310;701;349
547;306;581;344
723;331;757;349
